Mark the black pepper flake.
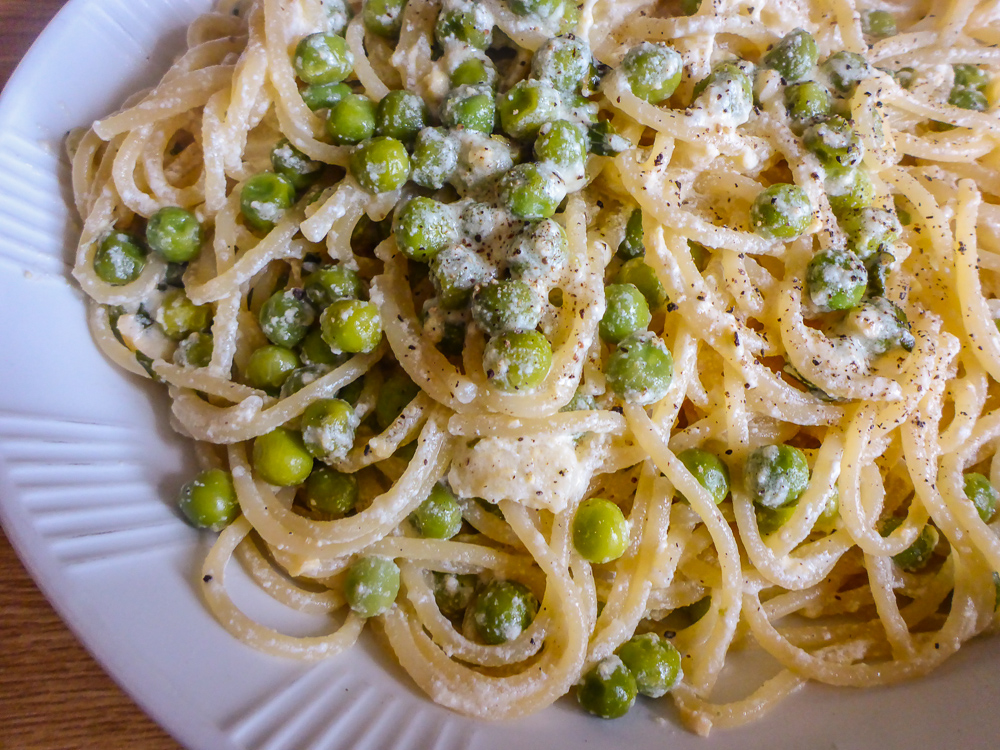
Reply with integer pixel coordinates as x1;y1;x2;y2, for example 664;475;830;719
203;574;213;583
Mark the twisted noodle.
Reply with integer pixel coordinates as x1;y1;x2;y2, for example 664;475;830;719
68;0;1000;736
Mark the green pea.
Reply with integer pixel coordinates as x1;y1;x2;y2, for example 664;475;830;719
298;327;347;367
509;0;562;17
963;472;998;523
604;332;673;404
321;0;351;34
271;139;323;191
301;81;352;111
375;90;429;144
677;448;730;504
894;67;917;90
470;579;539;644
345;556;400;617
839;206;902;260
572;497;629;564
326;94;377;145
611;209;643;261
949;85;988;112
293;33;353;84
507;218;569;283
430;245;496;309
576;656;637;719
531;36;591;92
600;283;651;344
953;64;990;91
245;345;301;394
146;207;203;263
304;264;363;308
411;483;463;539
433;571;478;619
156;289;211;341
681;0;701;15
617;633;682;698
622;42;683;103
588;119;632;156
301;465;358;518
614;257;667;310
533;120;587;168
822;50;872;94
806;248;867;312
784;81;833;133
410;127;459;190
240;173;296;232
483;330;553;391
451;56;497;88
375;370;421;429
755;501;797;535
762;29;818;83
320;299;382;353
500;163;566;220
561;390;597;412
803;116;864;168
259;289;315;348
94;231;147;285
472;280;543;336
749;183;812;240
279;364;332;398
393;197;458;262
497;79;562;140
691;61;753;121
363;0;407;37
178;468;239;531
825;166;875;216
349;137;410;194
435;4;492;49
861;9;896;39
865;249;895;297
174;331;213;368
252;426;314;486
879;516;939;571
301;398;357;460
440;85;496;134
745;444;810;509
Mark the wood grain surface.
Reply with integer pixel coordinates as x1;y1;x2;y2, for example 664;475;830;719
0;2;180;748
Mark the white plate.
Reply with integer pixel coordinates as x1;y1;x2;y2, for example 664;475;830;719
2;2;1000;748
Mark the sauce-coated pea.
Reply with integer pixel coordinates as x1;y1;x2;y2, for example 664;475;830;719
349;137;410;193
749;183;812;240
320;299;383;353
94;231;147;285
604;332;673;404
157;288;212;340
614;257;667;309
531;36;590;92
822;51;872;94
411;483;463;539
621;42;683;103
363;0;407;37
435;3;493;49
483;330;553;391
301;397;358;460
345;556;401;616
259;289;315;348
375;90;430;143
271;139;323;191
762;28;818;82
326;94;377;145
599;283;651;344
394;197;458;263
293;33;353;85
500;163;566;220
375;370;421;429
616;633;683;697
146;207;203;263
470;579;539;644
576;656;637;719
533;119;587;168
304;264;363;307
677;448;730;504
879;516;939;571
433;571;479;619
410;127;460;189
745;444;809;509
497;79;561;140
803;116;864;168
806;248;867;312
240;172;296;232
471;280;543;336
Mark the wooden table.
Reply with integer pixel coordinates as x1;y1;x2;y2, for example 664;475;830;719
0;2;179;747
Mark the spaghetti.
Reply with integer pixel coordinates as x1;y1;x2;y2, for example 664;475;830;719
69;0;1000;734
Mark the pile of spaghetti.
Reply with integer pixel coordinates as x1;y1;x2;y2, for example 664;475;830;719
69;0;1000;733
